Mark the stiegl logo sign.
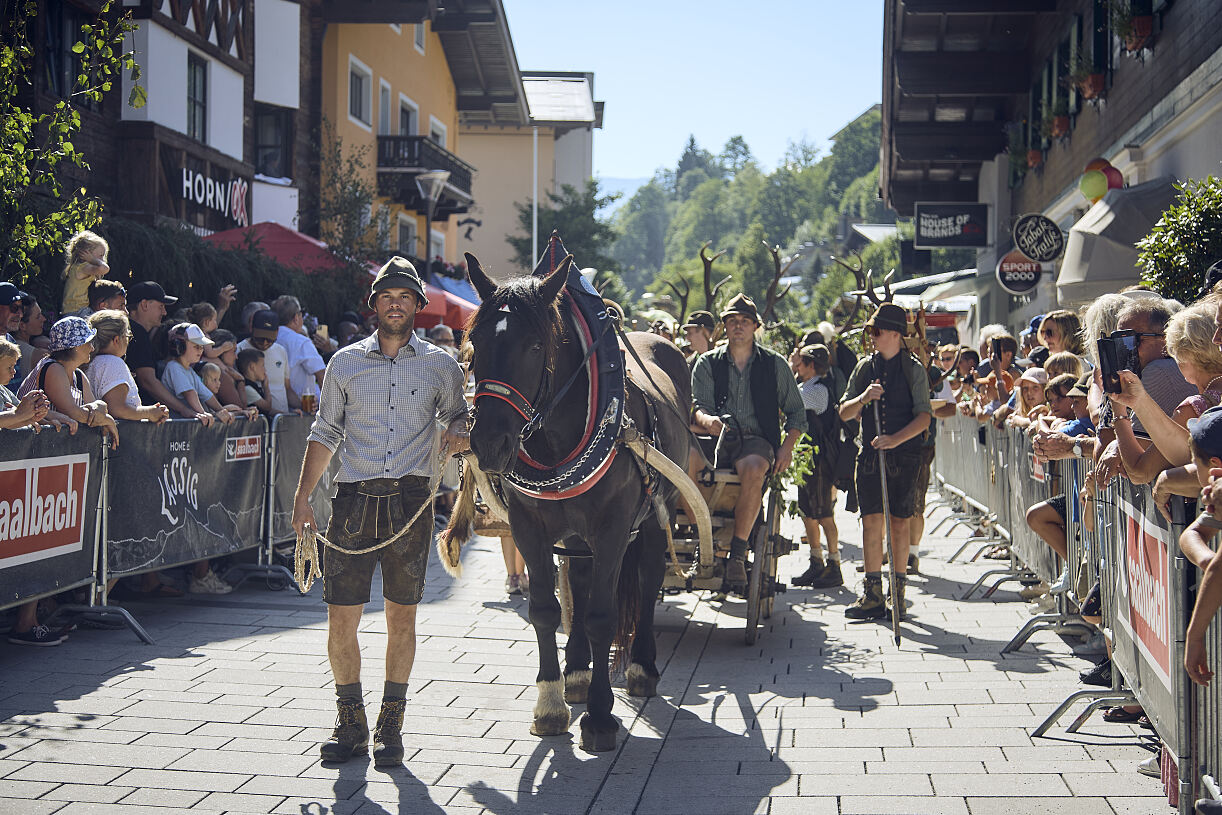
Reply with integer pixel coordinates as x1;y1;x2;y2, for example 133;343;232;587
0;455;88;569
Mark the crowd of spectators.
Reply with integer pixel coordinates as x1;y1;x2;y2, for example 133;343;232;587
1;232;450;645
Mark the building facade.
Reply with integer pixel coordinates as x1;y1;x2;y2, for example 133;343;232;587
880;0;1222;333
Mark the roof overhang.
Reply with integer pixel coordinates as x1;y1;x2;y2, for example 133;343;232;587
881;0;1055;215
435;0;529;126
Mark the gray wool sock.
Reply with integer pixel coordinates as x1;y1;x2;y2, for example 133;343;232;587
335;682;362;702
384;681;408;701
865;570;883;582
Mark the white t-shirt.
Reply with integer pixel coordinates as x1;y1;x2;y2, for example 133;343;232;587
277;326;325;402
238;339;290;414
85;354;140;410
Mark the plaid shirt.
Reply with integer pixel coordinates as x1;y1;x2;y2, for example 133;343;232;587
308;332;468;482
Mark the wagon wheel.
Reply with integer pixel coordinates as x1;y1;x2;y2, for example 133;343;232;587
761;491;781;620
745;492;777;644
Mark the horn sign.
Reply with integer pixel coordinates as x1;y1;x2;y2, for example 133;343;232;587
539;253;572;305
465;253;499;302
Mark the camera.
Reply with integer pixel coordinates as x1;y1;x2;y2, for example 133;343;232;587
1097;333;1140;394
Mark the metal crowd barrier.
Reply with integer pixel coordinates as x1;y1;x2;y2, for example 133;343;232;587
932;416;1212;813
0;416;319;644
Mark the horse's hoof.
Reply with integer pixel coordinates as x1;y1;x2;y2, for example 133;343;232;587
564;670;591;704
579;726;618;753
625;663;658;698
530;714;571;737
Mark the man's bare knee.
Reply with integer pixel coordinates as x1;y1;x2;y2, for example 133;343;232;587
385;600;418;635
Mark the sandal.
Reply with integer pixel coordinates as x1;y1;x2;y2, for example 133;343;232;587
1102;705;1144;723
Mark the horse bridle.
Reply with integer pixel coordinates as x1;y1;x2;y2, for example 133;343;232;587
473;316;612;444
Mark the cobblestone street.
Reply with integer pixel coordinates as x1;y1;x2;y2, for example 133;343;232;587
0;498;1167;815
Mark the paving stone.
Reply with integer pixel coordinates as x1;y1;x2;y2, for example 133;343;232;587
932;773;1071;797
964;797;1114;815
167;748;317;776
838;797;971;815
2;741;189;770
119;787;209;807
40;784;135;803
113;768;253;793
6;761;126;785
0;799;67;815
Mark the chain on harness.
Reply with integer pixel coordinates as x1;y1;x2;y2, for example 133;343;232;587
293;446;450;594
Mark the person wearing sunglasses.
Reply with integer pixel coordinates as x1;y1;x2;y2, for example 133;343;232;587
237;309;301;415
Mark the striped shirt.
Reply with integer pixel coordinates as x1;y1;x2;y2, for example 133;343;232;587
307;332;468;483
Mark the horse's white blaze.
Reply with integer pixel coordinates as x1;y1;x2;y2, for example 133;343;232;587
533;678;568;724
494;317;509;335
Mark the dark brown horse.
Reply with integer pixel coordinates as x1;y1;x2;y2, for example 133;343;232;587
463;251;691;752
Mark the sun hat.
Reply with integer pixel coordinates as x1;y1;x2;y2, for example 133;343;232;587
369;256;428;310
48;316;97;352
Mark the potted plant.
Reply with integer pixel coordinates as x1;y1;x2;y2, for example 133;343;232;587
1064;50;1105;100
1005;122;1028;184
1027;148;1044;170
1111;0;1154;53
1050;99;1071;139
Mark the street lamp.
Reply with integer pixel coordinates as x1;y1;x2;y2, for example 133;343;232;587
415;169;451;277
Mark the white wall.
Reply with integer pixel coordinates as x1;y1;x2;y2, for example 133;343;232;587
254;0;299;108
121;21;245;162
208;58;244;161
252;180;299;228
552;127;593;193
122;22;186;132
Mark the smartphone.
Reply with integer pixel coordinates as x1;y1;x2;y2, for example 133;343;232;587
1097;334;1139;394
990;337;1002;359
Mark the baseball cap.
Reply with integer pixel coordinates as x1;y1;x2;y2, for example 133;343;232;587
128;280;178;306
182;323;214;346
1019;314;1045;339
1188;405;1222;460
1017;346;1051;368
1066;372;1093;399
0;281;31;307
251;309;280;341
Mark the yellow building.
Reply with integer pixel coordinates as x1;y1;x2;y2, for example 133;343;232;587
459;72;603;278
317;2;527;271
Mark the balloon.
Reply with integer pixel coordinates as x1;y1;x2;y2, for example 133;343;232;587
1084;157;1111;174
1080;170;1108;202
1103;166;1124;189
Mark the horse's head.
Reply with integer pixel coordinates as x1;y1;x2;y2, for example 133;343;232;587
464;252;570;474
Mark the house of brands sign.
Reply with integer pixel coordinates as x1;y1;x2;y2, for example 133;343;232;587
913;202;989;249
181;168;249;228
0;454;88;569
995;249;1051;296
1012;213;1065;263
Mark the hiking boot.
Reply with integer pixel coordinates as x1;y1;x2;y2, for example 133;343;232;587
845;577;887;620
807;560;844;589
724;556;748;586
889;574;908;620
791;558;826;587
320;698;368;762
372;698;406;767
907;552;920;574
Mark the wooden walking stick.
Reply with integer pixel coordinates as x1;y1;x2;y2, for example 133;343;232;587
872;356;903;646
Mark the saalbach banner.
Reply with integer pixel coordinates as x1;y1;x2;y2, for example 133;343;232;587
1109;481;1190;747
0;427;102;609
106;418;267;576
268;413;339;544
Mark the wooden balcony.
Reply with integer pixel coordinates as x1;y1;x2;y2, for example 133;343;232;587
376;136;475;219
320;0;435;24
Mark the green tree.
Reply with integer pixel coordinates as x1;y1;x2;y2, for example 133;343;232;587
719;136;755;175
664;177;731;266
824;107;882;196
1;0;145;282
1138;177;1222;305
674;136;721;200
315;120;391;268
508;179;621;272
610;178;671;292
735;222;774;305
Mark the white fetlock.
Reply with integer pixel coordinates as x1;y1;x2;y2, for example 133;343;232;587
530;678;570;736
564;670;592;703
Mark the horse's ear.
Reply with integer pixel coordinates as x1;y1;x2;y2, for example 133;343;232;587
539;254;571;305
465;253;498;302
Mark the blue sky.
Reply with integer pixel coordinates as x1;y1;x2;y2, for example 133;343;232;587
502;1;884;181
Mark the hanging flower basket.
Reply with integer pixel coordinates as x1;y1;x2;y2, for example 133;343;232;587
1051;116;1071;139
1080;73;1106;100
1027;149;1044;170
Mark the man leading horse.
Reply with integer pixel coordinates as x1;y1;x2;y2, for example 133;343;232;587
291;258;469;766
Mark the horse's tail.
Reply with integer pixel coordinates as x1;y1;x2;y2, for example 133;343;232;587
437;461;477;578
612;533;642;675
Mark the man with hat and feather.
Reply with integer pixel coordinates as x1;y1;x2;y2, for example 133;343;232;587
691;293;805;587
837;302;932;620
